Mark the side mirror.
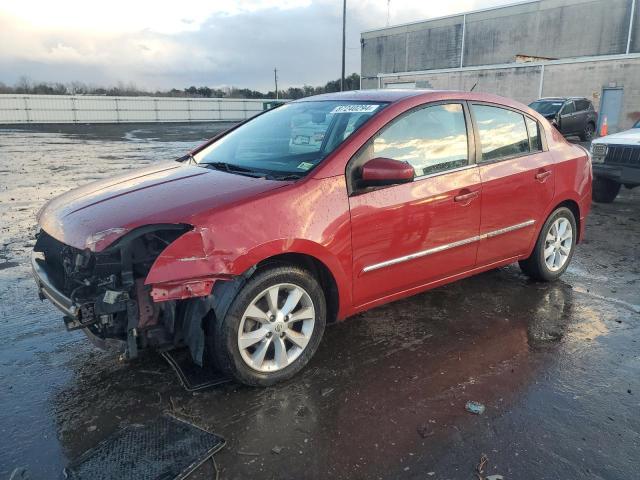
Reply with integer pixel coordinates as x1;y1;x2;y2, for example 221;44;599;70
361;157;415;187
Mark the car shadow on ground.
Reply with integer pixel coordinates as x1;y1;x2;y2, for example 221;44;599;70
51;268;577;479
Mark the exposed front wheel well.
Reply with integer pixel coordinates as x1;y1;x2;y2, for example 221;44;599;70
255;253;339;324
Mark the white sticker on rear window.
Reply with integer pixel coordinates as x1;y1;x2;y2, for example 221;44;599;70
330;104;379;114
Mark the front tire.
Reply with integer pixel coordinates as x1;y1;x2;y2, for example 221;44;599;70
210;265;326;386
519;207;577;282
592;176;621;203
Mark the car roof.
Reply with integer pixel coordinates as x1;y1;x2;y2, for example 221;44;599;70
294;89;542;109
535;97;589;102
291;89;546;120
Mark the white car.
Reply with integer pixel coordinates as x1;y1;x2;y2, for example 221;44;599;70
590;119;640;203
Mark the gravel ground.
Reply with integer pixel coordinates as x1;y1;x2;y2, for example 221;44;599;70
0;124;638;480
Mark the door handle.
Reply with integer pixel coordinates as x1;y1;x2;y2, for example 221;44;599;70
454;190;479;203
535;170;552;182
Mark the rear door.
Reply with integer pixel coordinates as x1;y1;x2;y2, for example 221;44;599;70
558;101;579;135
469;104;555;265
573;99;587;131
574;99;592;132
348;102;481;307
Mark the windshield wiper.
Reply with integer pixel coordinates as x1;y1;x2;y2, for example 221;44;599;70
203;162;268;178
270;173;304;181
201;162;304;181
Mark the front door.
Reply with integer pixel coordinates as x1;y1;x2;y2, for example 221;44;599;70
469;104;555;265
348;102;481;307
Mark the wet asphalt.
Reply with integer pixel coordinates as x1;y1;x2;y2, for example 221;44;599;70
0;124;639;480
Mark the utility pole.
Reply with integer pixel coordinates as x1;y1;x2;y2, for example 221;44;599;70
386;0;391;27
274;68;278;99
341;0;346;91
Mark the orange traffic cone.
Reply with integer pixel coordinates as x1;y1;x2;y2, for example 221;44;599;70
600;116;608;137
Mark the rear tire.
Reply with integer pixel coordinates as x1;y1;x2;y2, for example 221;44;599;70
519;207;577;282
592;176;621;203
210;265;326;387
579;122;595;141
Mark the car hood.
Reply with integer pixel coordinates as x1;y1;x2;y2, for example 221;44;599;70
593;128;640;146
37;161;288;251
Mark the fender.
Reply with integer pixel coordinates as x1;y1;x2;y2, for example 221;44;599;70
521;144;592;256
145;232;353;317
523;187;586;258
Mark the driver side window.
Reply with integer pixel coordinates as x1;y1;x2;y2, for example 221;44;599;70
351;103;469;183
561;101;575;115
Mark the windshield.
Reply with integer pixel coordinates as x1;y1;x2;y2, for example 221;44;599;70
194;100;387;178
634;119;640;128
529;100;564;116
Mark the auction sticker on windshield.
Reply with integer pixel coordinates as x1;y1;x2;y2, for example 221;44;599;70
296;162;314;170
330;104;379;114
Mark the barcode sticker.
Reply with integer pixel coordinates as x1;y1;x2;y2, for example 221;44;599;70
330;104;379;114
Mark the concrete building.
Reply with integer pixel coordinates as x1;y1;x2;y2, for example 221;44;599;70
361;0;640;131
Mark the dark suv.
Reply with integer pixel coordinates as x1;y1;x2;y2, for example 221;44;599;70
529;97;598;141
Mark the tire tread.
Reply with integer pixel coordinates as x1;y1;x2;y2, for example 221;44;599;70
519;207;576;282
209;265;326;387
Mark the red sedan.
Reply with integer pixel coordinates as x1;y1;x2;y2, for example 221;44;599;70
32;90;592;385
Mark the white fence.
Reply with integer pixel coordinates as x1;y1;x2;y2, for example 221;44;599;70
0;94;281;124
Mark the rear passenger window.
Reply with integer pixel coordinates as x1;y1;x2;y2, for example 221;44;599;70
361;103;469;177
525;117;542;152
472;105;530;162
575;100;589;111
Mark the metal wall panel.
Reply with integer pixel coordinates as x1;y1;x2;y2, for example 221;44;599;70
0;95;275;124
362;0;638;73
463;0;632;66
379;55;640;130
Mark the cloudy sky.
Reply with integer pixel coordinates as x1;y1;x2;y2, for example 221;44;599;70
0;0;514;91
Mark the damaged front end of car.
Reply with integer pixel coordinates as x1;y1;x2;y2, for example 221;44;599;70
31;224;193;359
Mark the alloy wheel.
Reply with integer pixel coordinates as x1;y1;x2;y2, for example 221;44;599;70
544;217;573;272
585;124;594;140
237;283;316;372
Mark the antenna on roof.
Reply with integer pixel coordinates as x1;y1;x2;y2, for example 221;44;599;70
470;82;477;92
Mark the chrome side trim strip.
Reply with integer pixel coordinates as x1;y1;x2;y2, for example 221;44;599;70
362;236;479;273
362;219;535;273
481;219;536;239
413;163;476;182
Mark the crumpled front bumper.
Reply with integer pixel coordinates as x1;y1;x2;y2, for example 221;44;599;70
31;251;79;320
31;251;125;350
